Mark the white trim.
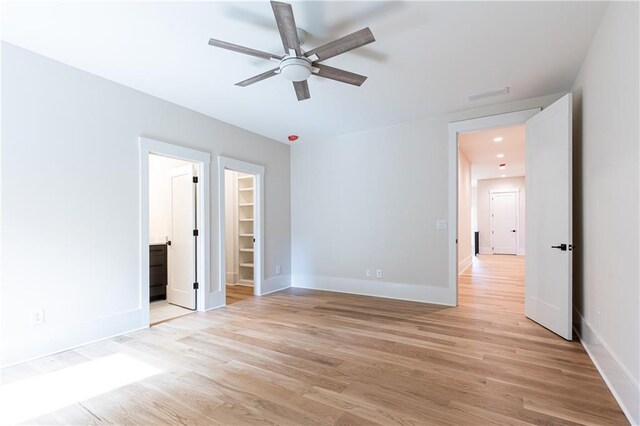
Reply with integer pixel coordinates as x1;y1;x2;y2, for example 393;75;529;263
449;108;540;305
262;275;291;295
218;157;265;300
139;137;211;325
458;254;473;274
293;276;454;306
479;247;492;255
489;189;520;255
574;308;639;425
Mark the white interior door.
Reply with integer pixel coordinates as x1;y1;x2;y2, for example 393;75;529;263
491;191;518;254
525;93;572;340
168;165;196;309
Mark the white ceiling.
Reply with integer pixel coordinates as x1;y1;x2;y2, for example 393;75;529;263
459;125;525;184
1;1;607;143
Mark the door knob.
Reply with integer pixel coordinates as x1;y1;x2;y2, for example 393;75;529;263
551;244;567;251
511;230;516;232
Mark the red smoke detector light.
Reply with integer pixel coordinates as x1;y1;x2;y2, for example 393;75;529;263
288;135;299;142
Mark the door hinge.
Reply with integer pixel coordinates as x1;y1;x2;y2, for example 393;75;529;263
193;176;199;183
193;229;199;236
193;282;199;289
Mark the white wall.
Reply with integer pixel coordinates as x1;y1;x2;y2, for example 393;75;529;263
149;154;193;244
291;92;563;305
457;149;472;272
0;43;291;367
476;177;526;255
571;3;639;423
224;169;238;284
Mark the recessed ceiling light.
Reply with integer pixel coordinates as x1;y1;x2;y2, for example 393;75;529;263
500;174;507;178
494;137;503;142
496;153;505;158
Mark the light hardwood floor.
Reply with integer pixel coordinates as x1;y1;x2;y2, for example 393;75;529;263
226;284;255;305
1;255;627;425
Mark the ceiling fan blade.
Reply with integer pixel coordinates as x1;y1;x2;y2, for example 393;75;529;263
235;68;280;87
314;64;367;86
208;38;282;61
293;81;310;101
271;1;302;56
305;28;375;62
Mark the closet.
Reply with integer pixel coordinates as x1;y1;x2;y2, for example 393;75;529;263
237;173;254;285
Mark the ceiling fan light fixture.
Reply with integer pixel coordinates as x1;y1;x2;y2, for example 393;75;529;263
279;57;312;82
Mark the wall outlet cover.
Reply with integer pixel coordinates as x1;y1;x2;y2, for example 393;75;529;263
366;269;372;278
376;269;383;279
275;265;281;275
436;220;447;230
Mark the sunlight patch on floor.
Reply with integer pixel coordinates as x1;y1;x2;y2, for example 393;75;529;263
0;353;161;424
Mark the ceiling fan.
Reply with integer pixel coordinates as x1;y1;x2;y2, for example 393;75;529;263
208;1;376;101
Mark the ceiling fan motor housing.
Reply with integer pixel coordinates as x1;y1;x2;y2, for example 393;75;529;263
279;56;312;82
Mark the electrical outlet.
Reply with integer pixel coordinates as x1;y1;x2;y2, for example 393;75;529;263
436;220;447;230
376;269;383;279
596;311;600;330
366;269;372;278
275;265;281;275
31;309;44;325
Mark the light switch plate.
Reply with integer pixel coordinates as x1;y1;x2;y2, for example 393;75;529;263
436;220;447;230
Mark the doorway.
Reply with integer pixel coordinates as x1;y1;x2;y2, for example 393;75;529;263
449;95;574;340
140;137;212;327
148;155;198;324
224;170;256;305
218;156;264;305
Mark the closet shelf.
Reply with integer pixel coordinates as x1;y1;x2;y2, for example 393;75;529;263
239;248;254;253
238;187;254;192
239;203;254;207
239;233;254;237
238;175;253;180
239;218;254;222
240;263;254;268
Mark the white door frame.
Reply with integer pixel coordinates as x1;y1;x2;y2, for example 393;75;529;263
490;189;520;255
140;137;211;326
218;156;265;299
448;108;540;306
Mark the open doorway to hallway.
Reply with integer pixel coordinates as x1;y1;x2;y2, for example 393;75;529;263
457;125;527;308
148;153;199;324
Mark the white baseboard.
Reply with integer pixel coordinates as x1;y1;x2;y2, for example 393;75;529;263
574;308;639;425
226;271;238;284
1;309;145;368
292;275;454;306
479;247;492;255
458;255;472;274
260;275;291;296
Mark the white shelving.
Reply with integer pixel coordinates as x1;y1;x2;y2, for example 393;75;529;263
237;172;254;286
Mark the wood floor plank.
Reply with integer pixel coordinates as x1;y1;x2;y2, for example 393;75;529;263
0;255;628;425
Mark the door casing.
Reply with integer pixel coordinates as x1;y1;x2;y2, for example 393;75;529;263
140;137;211;327
217;156;265;300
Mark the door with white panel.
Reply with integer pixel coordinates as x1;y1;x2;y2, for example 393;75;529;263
491;191;518;255
525;93;573;340
167;165;197;310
